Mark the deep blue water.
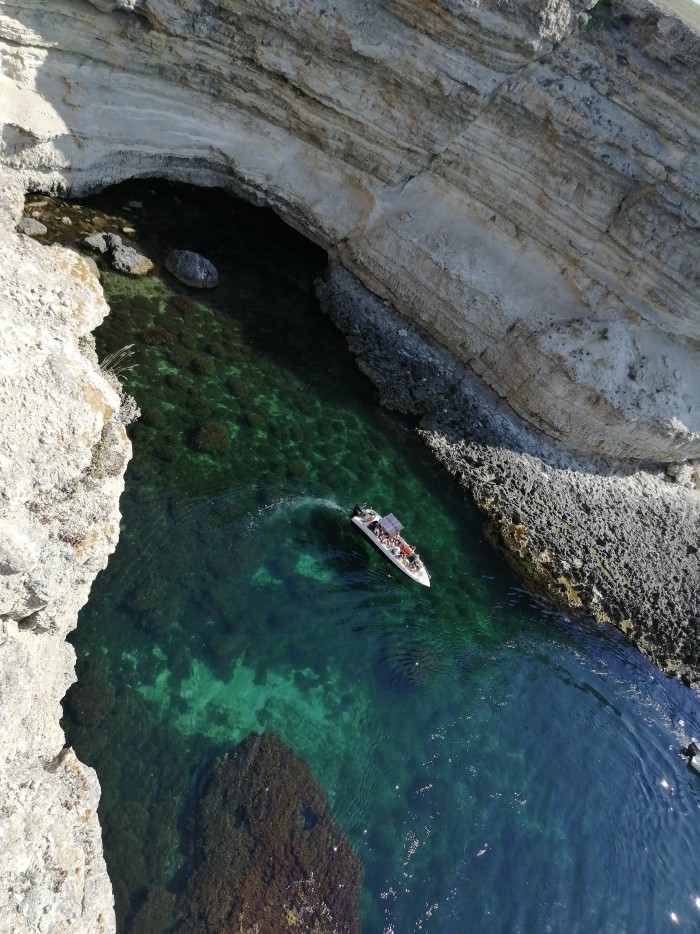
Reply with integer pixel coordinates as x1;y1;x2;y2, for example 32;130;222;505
53;182;700;933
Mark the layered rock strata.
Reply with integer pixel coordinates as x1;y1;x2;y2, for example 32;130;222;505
318;262;700;683
0;0;698;464
0;0;699;931
0;170;121;933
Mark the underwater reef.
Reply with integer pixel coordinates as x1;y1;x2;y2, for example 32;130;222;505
175;732;363;934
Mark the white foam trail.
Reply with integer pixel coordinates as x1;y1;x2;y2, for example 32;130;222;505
245;493;347;531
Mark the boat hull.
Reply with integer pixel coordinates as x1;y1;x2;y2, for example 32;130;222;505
351;514;431;587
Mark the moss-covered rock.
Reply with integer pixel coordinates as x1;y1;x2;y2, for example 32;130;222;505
206;341;226;358
128;887;176;934
178;331;199;350
193;421;229;453
140;406;165;429
191;355;216;375
142;327;171;345
171;294;198;315
64;657;116;728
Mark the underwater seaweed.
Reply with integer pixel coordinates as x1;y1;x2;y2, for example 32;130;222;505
193;421;230;453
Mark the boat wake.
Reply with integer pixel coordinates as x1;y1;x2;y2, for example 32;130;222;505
244;493;347;533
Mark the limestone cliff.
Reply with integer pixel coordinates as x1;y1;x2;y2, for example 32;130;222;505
0;0;698;463
0;170;121;932
0;1;699;931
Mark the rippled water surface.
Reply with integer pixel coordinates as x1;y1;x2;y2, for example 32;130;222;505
56;182;700;933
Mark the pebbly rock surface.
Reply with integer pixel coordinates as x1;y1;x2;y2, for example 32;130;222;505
174;732;363;934
317;262;700;685
165;249;218;289
0;169;123;933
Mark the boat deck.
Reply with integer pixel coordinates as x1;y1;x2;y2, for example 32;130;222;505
351;509;430;587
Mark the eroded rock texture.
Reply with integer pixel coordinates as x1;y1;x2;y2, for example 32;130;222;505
0;1;698;930
0;0;698;462
175;732;363;934
317;262;700;682
0;170;123;933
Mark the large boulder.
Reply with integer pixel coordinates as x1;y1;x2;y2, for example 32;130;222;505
165;249;218;289
175;732;363;934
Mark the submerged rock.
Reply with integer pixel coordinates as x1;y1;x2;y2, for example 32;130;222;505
165;249;218;289
110;241;154;276
194;420;229;452
82;231;153;275
175;732;362;934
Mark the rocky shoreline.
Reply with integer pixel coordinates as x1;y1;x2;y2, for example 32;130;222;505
317;263;700;686
0;170;124;934
0;167;697;934
1;0;699;927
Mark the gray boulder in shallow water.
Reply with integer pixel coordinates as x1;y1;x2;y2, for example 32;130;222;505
82;231;153;276
17;217;47;236
111;242;154;276
165;249;218;288
82;232;109;254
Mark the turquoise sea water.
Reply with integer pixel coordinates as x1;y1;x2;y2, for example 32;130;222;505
59;182;700;933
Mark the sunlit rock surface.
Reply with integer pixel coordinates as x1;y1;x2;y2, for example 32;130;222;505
0;170;122;933
0;1;699;930
0;0;698;462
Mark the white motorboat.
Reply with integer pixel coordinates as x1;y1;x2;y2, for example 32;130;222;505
351;504;431;587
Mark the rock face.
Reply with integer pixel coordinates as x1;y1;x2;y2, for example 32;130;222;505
0;0;698;463
0;1;698;931
317;262;700;681
0;170;123;933
174;732;363;934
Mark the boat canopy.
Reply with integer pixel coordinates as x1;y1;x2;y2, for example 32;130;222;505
380;513;404;536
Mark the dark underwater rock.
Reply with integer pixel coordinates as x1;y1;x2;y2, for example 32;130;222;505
64;656;116;728
191;355;216;375
166;249;218;289
174;732;362;934
128;886;175;934
142;327;172;345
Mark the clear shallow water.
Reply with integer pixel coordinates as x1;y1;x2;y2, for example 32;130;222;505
58;182;700;933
